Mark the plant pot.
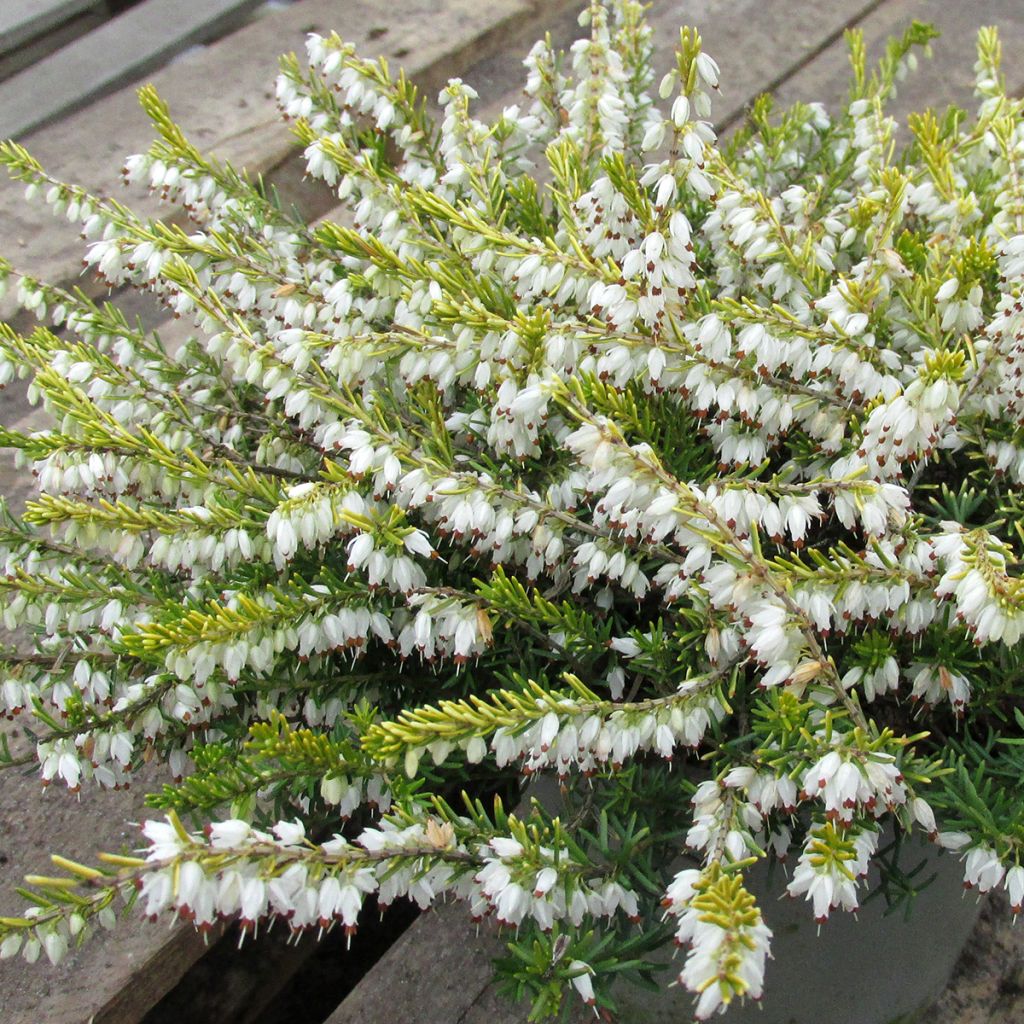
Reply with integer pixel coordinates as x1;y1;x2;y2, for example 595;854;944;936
616;840;981;1024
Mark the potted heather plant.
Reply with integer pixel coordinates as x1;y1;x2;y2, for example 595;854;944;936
1;2;1023;1019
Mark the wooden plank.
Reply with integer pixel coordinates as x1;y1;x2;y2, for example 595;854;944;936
322;900;520;1024
0;7;109;84
0;719;213;1024
0;0;267;139
0;0;106;59
770;0;1024;121
137;899;420;1024
470;0;888;129
89;925;228;1024
646;0;889;130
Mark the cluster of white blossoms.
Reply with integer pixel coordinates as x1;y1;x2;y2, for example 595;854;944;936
3;1;1024;1018
471;833;640;930
662;864;772;1019
786;821;879;923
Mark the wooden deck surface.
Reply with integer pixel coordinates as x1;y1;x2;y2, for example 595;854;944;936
0;0;107;59
3;0;1024;1021
0;0;266;138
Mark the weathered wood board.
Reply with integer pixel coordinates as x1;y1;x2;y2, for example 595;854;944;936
771;0;1024;119
0;0;107;59
929;897;1024;1024
0;728;217;1024
323;901;516;1024
470;0;889;127
0;6;109;85
0;0;267;139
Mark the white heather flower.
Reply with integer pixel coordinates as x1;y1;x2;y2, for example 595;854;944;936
489;836;524;859
1005;865;1024;913
664;864;771;1019
42;930;68;966
208;819;252;848
143;819;188;861
609;635;641;658
936;831;972;851
787;823;877;922
272;820;307;846
963;845;1005;893
568;960;596;1006
909;664;971;714
910;797;938;839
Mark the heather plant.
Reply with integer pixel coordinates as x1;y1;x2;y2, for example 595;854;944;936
2;1;1024;1017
